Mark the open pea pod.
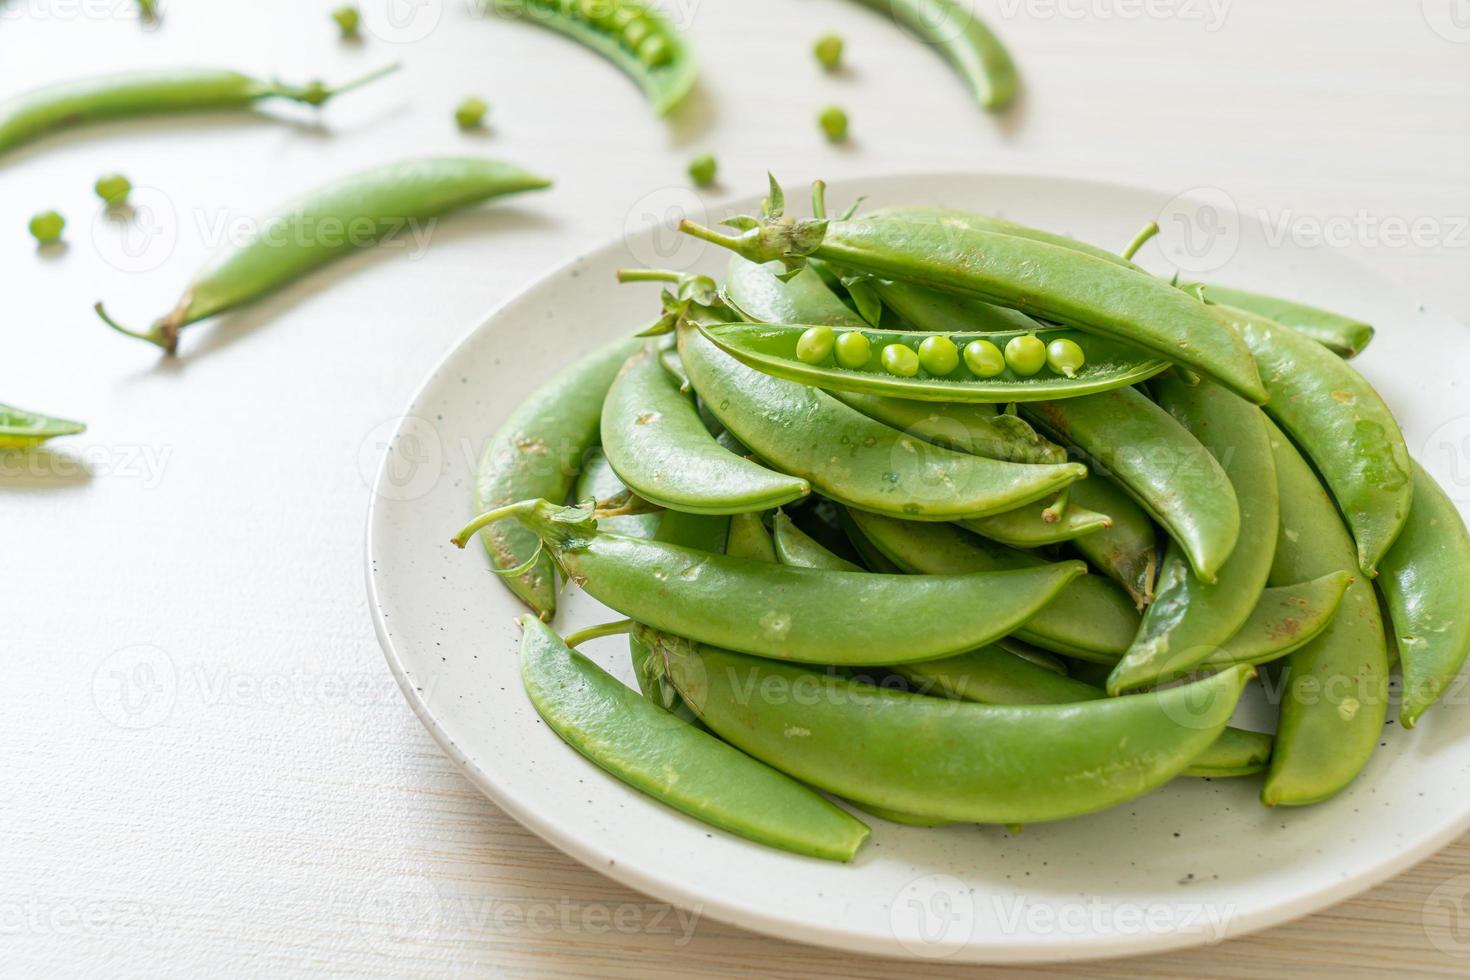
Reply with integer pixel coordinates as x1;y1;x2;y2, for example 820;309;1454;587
0;403;85;448
698;321;1169;404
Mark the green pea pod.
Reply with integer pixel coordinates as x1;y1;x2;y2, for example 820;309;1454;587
846;509;1140;661
771;511;862;572
1261;419;1389;807
472;337;638;620
0;65;399;159
0;403;85;448
840;0;1018;111
601;346;810;515
650;626;1253;824
829;392;1062;464
869;206;1141;272
1067;475;1159;608
961;496;1112;548
867;277;1041;334
1222;307;1411;575
722;257;867;328
1107;378;1278;693
573;448;662;539
1021;388;1240;582
1197;571;1352;671
699;321;1169;404
684;203;1268;403
678;324;1087;521
456;499;1085;665
838;509;907;574
725;511;778;562
1183;728;1273;779
1196;284;1373;359
518;617;869;861
490;0;697;116
97;158;552;354
846;803;954;827
1377;462;1470;728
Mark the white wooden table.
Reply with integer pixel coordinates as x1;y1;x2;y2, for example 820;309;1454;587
5;0;1469;974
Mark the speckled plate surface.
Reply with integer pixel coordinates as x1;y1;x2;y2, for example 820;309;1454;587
366;173;1470;963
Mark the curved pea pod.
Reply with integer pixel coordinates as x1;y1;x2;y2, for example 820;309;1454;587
1021;387;1240;583
678;324;1087;522
846;509;1140;662
722;257;867;328
1222;306;1411;575
698;321;1169;405
845;803;954;827
574;448;661;539
829;392;1063;464
601;346;809;515
725;511;777;562
961;495;1112;548
651;626;1253;824
1067;476;1158;608
1197;571;1352;671
867;276;1041;334
840;0;1018;111
683;204;1268;403
490;0;696;115
518;618;868;861
772;511;861;572
837;509;906;574
0;65;398;160
1107;378;1278;693
0;403;85;448
1183;728;1273;779
869;206;1141;272
1377;462;1470;728
1196;284;1373;358
1261;419;1389;807
472;337;638;620
456;500;1086;665
96;158;552;354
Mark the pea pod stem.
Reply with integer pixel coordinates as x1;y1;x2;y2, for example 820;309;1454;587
1120;221;1159;262
563;619;634;648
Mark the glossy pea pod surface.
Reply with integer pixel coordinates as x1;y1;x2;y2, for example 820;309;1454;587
456;499;1085;665
100;158;551;353
573;448;661;539
839;0;1018;110
771;511;862;572
1067;475;1159;608
473;337;640;619
651;627;1252;824
600;345;809;514
519;618;869;861
1261;419;1389;807
1107;377;1279;693
961;495;1112;548
0;403;86;448
1022;387;1240;583
677;323;1088;522
1222;306;1412;575
1198;284;1373;359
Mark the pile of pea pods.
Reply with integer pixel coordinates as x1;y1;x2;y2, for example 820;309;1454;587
453;179;1470;861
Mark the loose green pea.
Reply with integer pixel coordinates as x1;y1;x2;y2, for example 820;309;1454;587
917;335;959;375
818;105;848;142
687;153;717;187
881;343;919;377
963;339;1006;377
94;173;132;207
814;34;844;71
332;5;360;38
29;210;64;245
1046;338;1086;378
455;97;488;130
796;326;836;364
834;330;871;369
1005;334;1046;376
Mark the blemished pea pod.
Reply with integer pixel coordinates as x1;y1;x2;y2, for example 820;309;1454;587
772;511;862;572
574;448;661;539
829;391;1063;464
682;198;1268;403
1067;475;1158;608
0;403;86;448
846;509;1140;661
1196;571;1352;671
1021;387;1240;582
518;617;869;861
1196;284;1373;359
1377;462;1470;728
839;0;1018;111
0;64;399;160
96;158;552;354
698;321;1170;404
650;627;1253;824
1107;378;1278;693
1261;419;1389;807
487;0;697;115
455;499;1086;665
1222;306;1411;575
601;345;810;515
471;337;640;620
725;511;777;563
961;495;1112;548
678;323;1088;522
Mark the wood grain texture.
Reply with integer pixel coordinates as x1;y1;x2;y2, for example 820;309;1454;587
3;0;1468;975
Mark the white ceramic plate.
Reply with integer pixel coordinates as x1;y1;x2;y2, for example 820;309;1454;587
366;173;1470;963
